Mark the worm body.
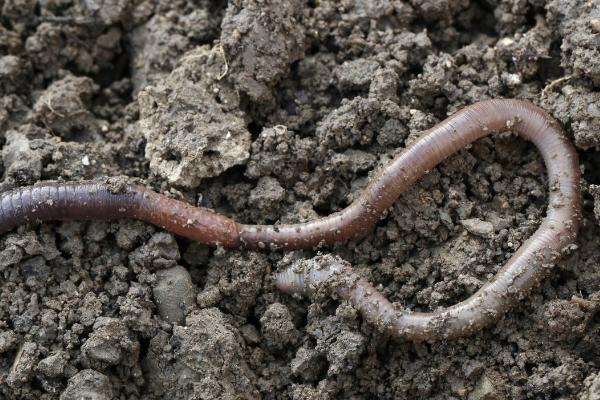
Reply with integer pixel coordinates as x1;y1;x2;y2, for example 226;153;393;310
0;99;581;340
0;182;241;247
275;99;581;340
239;100;580;250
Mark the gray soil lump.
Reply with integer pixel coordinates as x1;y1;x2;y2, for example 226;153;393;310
30;73;100;138
138;46;250;188
197;251;269;318
143;307;259;399
129;232;180;271
544;86;600;149
548;0;600;85
130;9;222;94
60;369;112;400
2;126;46;183
6;342;38;388
81;317;140;368
260;302;300;350
220;0;305;103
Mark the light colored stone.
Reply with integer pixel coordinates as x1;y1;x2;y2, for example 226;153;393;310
461;218;494;238
153;265;196;325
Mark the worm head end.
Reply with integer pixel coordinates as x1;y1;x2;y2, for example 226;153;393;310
275;268;308;296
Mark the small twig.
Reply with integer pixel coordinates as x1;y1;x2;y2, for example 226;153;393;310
36;16;96;25
44;98;64;118
541;75;573;97
571;295;597;312
213;44;229;80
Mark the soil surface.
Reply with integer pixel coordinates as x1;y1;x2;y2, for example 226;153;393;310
1;0;600;399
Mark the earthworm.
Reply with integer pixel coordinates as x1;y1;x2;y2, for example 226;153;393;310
0;99;581;339
276;99;581;340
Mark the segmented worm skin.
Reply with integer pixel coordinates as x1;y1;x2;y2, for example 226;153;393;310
0;99;581;340
0;182;241;247
275;99;582;340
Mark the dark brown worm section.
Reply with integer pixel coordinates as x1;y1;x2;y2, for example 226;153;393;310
0;99;581;340
0;182;241;248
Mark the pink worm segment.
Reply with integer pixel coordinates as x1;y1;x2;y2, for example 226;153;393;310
0;100;581;340
275;99;581;340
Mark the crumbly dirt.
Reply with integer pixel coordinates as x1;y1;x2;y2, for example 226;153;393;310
1;0;600;399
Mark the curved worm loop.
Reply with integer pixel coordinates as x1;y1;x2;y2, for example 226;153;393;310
275;99;581;340
0;99;581;340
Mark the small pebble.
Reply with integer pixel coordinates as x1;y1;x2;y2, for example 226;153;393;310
461;218;494;238
591;18;600;34
153;265;196;325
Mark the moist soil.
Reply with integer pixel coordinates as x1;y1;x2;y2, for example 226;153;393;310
1;0;600;399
